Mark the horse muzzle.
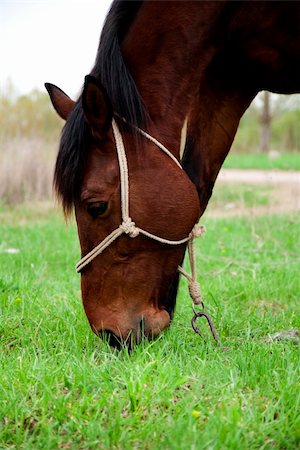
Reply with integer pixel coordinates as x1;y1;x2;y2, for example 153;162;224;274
91;307;171;349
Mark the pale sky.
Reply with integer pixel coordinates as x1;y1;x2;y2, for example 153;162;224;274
0;0;112;99
1;1;299;110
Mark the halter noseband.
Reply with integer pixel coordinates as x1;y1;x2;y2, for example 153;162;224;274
76;118;219;343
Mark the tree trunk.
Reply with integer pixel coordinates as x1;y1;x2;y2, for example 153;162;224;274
260;91;271;153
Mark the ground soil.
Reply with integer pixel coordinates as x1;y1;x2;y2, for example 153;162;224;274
206;169;300;217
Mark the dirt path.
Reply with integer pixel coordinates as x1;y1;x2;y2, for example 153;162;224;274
206;169;300;217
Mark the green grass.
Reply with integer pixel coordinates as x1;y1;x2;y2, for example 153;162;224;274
223;152;300;171
209;184;271;209
0;205;299;449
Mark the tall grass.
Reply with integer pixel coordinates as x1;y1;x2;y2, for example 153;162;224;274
0;89;62;205
0;138;57;204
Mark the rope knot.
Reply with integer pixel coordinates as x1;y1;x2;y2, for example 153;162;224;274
188;280;203;305
191;224;206;239
120;219;139;238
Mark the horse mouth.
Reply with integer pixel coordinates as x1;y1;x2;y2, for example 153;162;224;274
99;312;170;349
100;329;125;350
100;323;145;350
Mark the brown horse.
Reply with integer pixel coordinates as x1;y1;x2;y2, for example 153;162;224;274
46;1;300;347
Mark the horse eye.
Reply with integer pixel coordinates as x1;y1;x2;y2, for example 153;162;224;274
87;201;108;218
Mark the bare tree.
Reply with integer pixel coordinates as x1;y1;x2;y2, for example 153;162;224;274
260;91;271;153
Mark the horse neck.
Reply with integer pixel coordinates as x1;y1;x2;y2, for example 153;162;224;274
121;1;226;158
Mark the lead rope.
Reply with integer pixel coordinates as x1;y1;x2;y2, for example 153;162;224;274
178;226;219;344
76;118;219;344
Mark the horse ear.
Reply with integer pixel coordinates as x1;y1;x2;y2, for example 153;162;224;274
44;83;75;120
82;75;113;139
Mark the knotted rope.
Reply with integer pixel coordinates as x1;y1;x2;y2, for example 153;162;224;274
178;225;206;307
75;119;218;342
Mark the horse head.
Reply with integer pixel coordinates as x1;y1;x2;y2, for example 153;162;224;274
46;76;200;347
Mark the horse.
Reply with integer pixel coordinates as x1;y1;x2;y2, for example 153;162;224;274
45;0;300;347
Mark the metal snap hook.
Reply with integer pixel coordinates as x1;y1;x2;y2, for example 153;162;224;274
191;310;219;344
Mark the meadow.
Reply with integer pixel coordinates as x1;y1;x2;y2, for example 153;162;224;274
0;202;299;449
223;152;300;171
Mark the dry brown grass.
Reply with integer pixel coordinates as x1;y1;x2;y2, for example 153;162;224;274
0;138;57;205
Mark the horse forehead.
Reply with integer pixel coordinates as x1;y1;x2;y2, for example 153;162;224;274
83;147;119;186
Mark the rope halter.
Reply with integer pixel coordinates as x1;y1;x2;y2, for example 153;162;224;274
75;118;218;342
76;119;199;271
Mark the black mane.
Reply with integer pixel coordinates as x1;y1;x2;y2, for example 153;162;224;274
54;0;146;214
92;0;147;126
